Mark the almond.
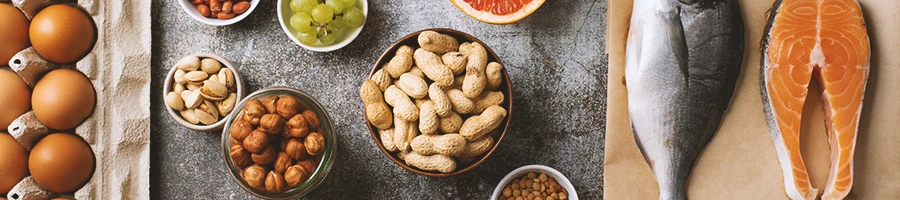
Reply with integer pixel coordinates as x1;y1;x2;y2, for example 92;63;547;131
233;1;251;14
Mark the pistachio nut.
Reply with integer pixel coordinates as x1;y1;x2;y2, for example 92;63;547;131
216;71;227;85
180;109;201;124
218;68;235;91
183;89;204;109
200;80;228;101
201;58;222;74
176;55;201;71
185;71;209;82
166;91;185;111
196;100;220;125
209;74;219;84
194;110;217;125
181;90;191;100
174;69;187;84
218;93;237;116
187;82;202;91
174;83;186;94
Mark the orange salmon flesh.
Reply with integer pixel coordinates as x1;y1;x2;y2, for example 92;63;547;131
761;0;870;199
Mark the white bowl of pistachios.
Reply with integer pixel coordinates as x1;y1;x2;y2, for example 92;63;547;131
164;53;246;132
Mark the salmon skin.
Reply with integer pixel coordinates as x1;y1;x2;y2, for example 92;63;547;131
760;0;870;199
625;0;744;199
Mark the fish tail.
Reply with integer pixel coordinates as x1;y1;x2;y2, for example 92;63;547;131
659;191;688;200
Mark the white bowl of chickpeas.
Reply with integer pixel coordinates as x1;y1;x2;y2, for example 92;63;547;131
492;165;578;200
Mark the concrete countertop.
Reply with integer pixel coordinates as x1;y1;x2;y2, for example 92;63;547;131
150;0;607;199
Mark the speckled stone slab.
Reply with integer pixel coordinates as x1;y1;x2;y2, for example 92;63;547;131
150;0;606;199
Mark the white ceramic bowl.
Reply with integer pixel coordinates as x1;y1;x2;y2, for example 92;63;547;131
276;0;368;52
178;0;260;26
491;165;579;200
163;53;246;132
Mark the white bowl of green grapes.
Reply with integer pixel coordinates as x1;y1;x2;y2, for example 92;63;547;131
278;0;367;52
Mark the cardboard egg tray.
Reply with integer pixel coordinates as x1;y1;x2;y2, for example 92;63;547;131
3;0;150;199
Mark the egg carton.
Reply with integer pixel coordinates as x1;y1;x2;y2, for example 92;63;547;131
3;0;150;199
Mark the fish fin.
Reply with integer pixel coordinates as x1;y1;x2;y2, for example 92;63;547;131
666;9;691;85
634;9;691;85
631;122;653;169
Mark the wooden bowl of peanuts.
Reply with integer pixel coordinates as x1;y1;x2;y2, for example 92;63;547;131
361;28;513;177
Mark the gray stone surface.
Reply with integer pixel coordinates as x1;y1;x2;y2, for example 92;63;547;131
150;0;607;199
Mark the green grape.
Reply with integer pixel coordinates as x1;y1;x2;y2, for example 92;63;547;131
330;16;347;29
319;31;339;45
290;0;302;12
325;0;344;14
342;7;365;27
311;4;334;23
296;29;319;45
291;0;318;13
339;0;356;7
289;12;314;32
325;24;338;33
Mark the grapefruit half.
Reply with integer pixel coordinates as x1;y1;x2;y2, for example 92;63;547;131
451;0;545;24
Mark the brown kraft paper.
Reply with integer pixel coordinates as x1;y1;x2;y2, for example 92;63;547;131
604;0;900;199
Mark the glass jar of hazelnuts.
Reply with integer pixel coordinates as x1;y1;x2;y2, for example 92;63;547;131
221;87;335;199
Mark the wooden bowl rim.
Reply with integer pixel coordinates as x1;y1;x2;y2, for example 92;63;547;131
365;28;514;177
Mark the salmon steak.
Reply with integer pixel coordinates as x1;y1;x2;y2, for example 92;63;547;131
626;0;744;199
760;0;870;199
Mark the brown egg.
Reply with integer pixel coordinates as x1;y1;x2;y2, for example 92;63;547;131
0;4;30;64
29;133;95;193
0;69;31;129
32;69;95;130
0;133;29;194
30;4;95;64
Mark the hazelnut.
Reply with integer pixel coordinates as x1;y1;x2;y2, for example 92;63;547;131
281;124;293;138
287;114;310;138
280;139;289;151
285;138;308;160
252;146;277;165
301;110;320;130
231;137;242;146
305;132;325;156
230;145;252;168
296;159;318;173
273;152;293;174
243;165;266;190
284;165;311;187
265;171;287;193
243;99;266;125
258;114;285;135
260;95;279;114
230;120;253;142
244;130;269;153
275;95;305;119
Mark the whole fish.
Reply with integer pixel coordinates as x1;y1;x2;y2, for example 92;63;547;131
625;0;744;199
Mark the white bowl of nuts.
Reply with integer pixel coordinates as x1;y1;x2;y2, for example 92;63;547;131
179;0;259;26
492;165;578;200
221;87;335;198
163;53;246;132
